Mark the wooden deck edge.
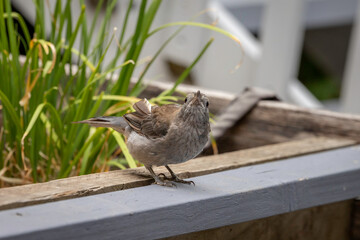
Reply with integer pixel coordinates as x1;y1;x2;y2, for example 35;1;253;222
0;136;355;211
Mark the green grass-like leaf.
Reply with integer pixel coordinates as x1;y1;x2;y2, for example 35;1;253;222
0;0;232;186
112;131;137;169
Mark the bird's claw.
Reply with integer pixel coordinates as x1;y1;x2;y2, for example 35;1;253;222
174;178;195;186
157;173;195;186
154;179;176;188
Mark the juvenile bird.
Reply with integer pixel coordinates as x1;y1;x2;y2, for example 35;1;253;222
76;91;210;187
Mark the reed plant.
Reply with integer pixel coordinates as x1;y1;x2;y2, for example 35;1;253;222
0;0;240;186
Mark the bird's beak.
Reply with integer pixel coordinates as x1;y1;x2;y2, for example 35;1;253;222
190;91;201;106
196;90;201;98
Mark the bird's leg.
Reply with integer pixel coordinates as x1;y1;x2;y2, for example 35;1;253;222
145;166;175;187
160;165;195;185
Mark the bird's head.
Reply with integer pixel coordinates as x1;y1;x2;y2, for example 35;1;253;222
179;91;210;122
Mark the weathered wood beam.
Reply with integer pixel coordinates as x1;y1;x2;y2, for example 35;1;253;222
1;145;360;240
253;101;360;140
0;136;355;211
214;101;360;152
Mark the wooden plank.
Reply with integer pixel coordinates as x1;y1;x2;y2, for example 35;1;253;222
253;101;360;140
1;146;360;240
214;100;360;153
0;136;355;211
164;200;353;240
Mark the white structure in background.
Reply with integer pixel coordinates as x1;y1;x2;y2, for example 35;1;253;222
11;0;360;113
342;1;360;113
253;0;318;106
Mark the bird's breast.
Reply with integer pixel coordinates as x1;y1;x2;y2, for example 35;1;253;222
164;123;209;163
126;121;209;166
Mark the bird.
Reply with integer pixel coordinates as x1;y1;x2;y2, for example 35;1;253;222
75;91;210;187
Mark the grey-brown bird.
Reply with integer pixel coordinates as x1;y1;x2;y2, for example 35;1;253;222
76;91;210;187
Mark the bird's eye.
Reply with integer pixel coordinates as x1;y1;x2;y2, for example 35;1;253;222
205;101;209;107
185;97;188;103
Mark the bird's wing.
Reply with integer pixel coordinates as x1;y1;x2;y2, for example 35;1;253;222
123;99;151;133
124;99;181;139
149;104;181;137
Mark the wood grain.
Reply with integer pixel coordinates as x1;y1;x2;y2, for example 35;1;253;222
0;136;355;211
212;101;360;153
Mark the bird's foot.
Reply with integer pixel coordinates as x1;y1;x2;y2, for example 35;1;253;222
158;173;195;186
153;178;176;188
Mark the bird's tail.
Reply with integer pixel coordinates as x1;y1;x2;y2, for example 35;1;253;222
73;116;129;136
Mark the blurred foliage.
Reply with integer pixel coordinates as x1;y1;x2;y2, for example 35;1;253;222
299;52;340;100
0;0;239;187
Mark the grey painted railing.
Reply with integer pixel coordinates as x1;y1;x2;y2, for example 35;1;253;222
1;145;360;240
